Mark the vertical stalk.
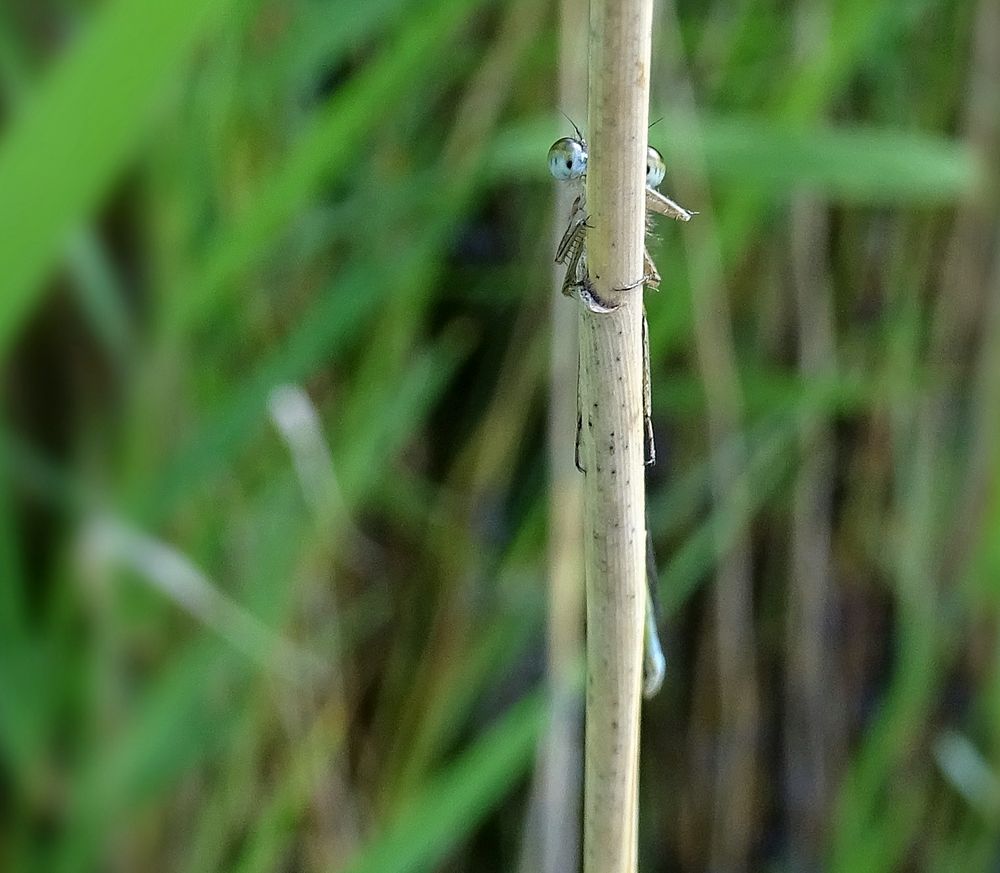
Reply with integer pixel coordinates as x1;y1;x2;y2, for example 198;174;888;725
785;3;839;865
581;1;653;871
536;0;588;868
656;1;759;866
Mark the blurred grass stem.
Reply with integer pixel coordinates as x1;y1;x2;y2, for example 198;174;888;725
529;0;588;869
77;515;325;682
658;1;761;865
784;1;841;866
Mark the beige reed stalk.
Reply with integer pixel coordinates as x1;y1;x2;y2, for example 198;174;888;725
579;0;654;870
536;0;588;869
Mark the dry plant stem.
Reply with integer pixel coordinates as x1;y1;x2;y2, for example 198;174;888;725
657;0;759;866
940;0;1000;578
899;0;1000;589
896;0;1000;659
784;1;841;865
378;0;548;804
830;4;1000;859
786;195;839;863
581;0;652;871
533;0;588;868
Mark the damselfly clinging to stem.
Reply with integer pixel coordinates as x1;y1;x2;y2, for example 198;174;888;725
549;122;695;302
547;123;696;697
548;123;697;468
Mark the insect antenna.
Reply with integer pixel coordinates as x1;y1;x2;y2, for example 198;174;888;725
560;110;586;144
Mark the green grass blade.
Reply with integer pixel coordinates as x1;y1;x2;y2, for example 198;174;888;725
166;0;487;335
56;641;247;873
665;114;983;203
0;0;236;360
491;115;981;203
340;690;546;873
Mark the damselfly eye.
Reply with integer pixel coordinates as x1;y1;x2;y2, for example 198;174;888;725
548;137;588;181
646;146;666;188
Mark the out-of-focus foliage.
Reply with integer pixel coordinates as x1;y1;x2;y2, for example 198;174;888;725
0;0;996;871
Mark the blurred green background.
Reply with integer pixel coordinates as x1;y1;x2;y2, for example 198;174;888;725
0;0;997;870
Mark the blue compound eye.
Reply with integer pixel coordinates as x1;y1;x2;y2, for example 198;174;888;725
548;137;588;180
646;146;666;188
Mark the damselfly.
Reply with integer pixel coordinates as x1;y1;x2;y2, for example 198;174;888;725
548;125;695;697
548;127;695;306
548;126;696;468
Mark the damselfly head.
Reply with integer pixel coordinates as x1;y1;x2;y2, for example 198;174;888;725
548;137;588;181
646;146;666;189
